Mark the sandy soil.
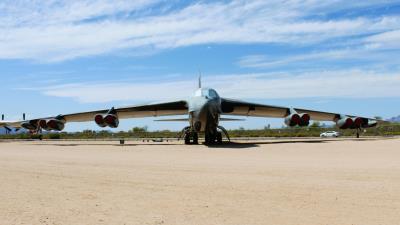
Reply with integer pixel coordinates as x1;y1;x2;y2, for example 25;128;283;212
0;138;399;225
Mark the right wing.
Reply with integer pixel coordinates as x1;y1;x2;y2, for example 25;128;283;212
7;100;188;128
63;100;188;122
220;98;380;122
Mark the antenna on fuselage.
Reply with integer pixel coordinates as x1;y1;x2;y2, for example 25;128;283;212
198;70;202;89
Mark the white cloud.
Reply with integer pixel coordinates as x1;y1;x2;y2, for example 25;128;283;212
365;29;400;49
28;70;400;103
237;47;399;69
0;0;399;61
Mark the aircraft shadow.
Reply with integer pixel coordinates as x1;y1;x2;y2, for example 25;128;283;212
25;137;382;148
206;140;329;149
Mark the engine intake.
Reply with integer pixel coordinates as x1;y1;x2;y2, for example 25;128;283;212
299;113;310;127
94;114;107;128
21;120;39;131
336;117;354;129
285;112;311;127
94;113;119;128
46;119;65;131
285;114;301;127
336;116;375;130
38;118;65;131
104;114;119;128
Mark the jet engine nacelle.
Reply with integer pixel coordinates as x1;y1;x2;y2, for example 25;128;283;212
94;114;119;128
46;119;65;131
336;116;376;129
104;114;119;128
21;120;39;131
39;119;65;131
298;113;310;127
356;117;378;128
94;114;108;128
285;114;301;127
285;113;310;127
336;117;354;129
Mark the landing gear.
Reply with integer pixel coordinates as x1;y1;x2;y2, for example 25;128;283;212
184;133;191;145
204;125;231;145
356;128;360;139
180;125;230;145
193;132;199;144
216;132;223;144
205;132;215;145
205;131;223;145
184;131;199;145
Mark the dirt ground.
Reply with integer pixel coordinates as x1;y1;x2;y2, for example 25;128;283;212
0;138;399;225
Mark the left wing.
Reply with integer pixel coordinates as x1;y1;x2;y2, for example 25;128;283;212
220;98;380;124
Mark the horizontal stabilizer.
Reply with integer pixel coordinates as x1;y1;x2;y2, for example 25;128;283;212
220;117;246;121
155;117;245;122
154;118;188;122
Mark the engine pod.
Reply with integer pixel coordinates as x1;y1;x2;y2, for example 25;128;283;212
285;114;301;127
104;114;119;128
298;113;310;127
94;114;107;128
46;119;65;131
336;117;354;129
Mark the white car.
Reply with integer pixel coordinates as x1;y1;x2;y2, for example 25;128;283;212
320;131;340;138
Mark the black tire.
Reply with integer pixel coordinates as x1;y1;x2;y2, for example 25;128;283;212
205;133;215;145
216;132;223;144
192;133;199;145
184;133;191;145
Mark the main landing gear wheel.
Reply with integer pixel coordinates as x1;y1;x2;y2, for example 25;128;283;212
204;132;215;145
205;132;223;145
184;134;191;145
184;131;199;145
193;132;199;145
216;132;223;144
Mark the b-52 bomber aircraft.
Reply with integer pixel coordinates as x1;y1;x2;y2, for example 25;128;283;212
1;78;382;145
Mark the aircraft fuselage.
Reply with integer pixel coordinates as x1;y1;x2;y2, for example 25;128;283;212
188;88;222;140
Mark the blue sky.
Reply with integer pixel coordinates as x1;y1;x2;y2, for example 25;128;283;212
1;0;400;131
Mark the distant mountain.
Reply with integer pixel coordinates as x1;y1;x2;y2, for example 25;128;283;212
389;115;400;123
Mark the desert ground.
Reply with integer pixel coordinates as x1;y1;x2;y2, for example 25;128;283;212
0;138;399;225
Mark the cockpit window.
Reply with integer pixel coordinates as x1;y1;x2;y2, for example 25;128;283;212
209;89;218;98
194;88;219;99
